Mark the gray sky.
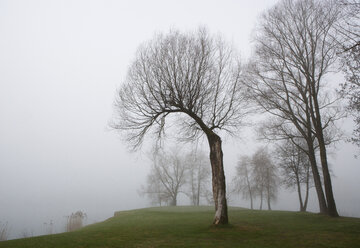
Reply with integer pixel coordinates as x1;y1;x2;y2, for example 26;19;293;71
0;0;359;239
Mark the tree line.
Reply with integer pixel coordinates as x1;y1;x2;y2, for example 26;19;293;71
112;0;360;224
139;142;312;214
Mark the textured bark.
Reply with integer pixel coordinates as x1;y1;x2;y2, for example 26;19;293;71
207;133;228;225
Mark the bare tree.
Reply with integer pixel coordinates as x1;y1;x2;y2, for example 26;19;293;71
66;211;87;232
252;148;278;210
336;0;360;51
336;0;360;146
18;229;34;239
112;28;249;224
185;151;211;206
276;140;312;212
141;149;188;206
0;222;9;241
232;155;255;209
43;220;54;235
139;172;168;206
245;0;342;216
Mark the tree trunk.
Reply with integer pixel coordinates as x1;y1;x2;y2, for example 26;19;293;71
267;192;271;210
259;190;263;210
170;195;177;206
295;173;305;212
246;171;253;210
197;174;201;206
305;131;328;214
249;189;254;210
309;82;339;217
318;142;339;217
303;166;310;212
207;133;229;225
312;95;339;217
267;178;271;210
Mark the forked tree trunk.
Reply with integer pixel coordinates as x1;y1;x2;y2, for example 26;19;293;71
318;142;339;217
207;133;228;225
305;126;328;214
313;100;339;217
309;82;338;217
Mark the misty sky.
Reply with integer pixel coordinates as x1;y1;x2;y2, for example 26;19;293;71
0;0;359;239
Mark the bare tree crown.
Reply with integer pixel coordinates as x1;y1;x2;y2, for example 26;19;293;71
112;28;247;148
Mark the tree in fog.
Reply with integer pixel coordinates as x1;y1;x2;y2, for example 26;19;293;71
245;0;342;216
0;222;9;241
276;140;312;212
112;28;249;224
252;148;278;210
139;172;168;206
337;0;360;146
66;211;87;232
142;149;188;206
43;220;54;235
185;151;211;206
232;155;255;209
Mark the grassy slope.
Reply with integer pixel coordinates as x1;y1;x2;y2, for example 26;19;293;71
1;206;360;248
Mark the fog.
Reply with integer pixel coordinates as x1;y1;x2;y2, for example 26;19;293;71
0;0;359;239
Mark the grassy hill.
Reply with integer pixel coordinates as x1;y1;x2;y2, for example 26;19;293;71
1;206;360;248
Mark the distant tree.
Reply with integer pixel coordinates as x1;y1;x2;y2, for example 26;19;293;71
112;28;249;224
185;151;211;206
18;229;34;239
336;0;360;146
252;148;278;210
139;171;168;206
141;149;188;206
232;155;255;209
276;140;312;212
43;220;54;235
245;0;342;216
0;222;9;241
66;211;87;232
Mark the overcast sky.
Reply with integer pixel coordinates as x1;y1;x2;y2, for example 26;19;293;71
0;0;359;239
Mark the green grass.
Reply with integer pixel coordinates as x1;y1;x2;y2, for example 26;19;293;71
1;206;360;248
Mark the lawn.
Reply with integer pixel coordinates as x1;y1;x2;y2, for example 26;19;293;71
1;206;359;248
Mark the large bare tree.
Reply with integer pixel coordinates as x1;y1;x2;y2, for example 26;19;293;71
245;0;342;216
112;28;248;224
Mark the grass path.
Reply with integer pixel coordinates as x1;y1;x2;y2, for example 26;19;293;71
1;206;359;247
